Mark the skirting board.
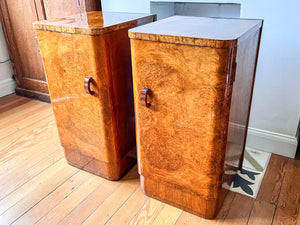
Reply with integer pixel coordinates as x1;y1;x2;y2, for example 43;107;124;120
228;122;298;158
0;78;16;97
246;127;298;158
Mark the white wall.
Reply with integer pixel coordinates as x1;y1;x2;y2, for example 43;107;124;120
102;0;150;13
241;1;300;136
102;0;300;157
241;0;300;157
0;23;16;97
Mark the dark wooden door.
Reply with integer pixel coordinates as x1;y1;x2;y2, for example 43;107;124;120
41;0;101;19
0;0;101;102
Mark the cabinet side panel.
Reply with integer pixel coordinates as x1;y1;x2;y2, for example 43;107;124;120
131;39;233;199
101;28;136;162
224;28;261;176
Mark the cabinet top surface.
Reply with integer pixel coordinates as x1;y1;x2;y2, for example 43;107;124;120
33;11;154;35
129;16;262;48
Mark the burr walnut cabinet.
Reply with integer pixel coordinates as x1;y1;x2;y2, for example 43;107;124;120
129;16;262;218
34;11;155;180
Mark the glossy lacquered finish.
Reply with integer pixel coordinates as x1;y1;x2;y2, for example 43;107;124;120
129;16;262;218
34;11;155;180
34;11;156;35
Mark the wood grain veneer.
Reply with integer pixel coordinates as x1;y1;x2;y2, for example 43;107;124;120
34;11;155;180
34;11;157;35
129;16;263;218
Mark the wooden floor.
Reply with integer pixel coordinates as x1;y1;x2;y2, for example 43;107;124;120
0;94;299;225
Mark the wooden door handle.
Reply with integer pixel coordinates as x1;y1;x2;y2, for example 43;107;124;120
141;87;152;107
84;76;95;96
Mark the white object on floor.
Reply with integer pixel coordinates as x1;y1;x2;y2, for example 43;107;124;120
229;148;271;198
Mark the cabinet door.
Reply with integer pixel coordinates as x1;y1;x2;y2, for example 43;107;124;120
0;0;48;96
36;30;117;163
41;0;101;19
131;39;235;199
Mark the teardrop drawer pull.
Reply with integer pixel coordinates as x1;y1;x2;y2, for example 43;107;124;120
141;87;152;107
84;76;95;96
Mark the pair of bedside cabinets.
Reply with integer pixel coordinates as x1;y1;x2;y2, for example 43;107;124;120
34;12;262;219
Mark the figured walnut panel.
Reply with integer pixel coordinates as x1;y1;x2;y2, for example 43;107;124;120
131;39;235;200
33;12;156;36
130;18;262;218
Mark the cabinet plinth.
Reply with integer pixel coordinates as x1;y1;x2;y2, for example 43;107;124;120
34;11;155;180
129;16;262;218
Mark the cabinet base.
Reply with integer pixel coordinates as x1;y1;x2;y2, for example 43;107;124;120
140;175;223;219
64;147;137;181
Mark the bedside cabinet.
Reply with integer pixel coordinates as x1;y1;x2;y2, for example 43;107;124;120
34;11;155;180
129;16;262;218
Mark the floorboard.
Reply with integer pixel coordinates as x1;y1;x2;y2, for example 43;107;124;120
82;169;140;224
223;194;255;225
0;95;299;225
175;211;202;225
13;170;86;225
247;200;275;225
105;186;149;225
59;177;121;225
272;159;300;225
256;154;288;204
